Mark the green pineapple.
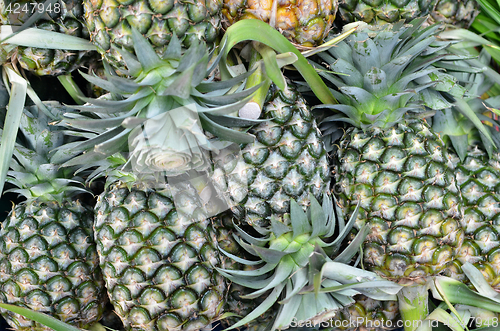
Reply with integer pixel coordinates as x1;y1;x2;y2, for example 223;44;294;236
217;193;401;330
313;20;466;326
336;0;478;27
0;103;106;330
55;26;261;331
450;146;500;289
430;48;500;289
93;170;226;330
317;19;463;281
336;0;437;24
1;0;95;75
428;0;479;27
83;0;222;68
211;80;331;228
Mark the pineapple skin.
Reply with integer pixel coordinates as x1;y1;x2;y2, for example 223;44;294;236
94;182;226;331
446;147;500;290
83;0;222;68
1;0;94;76
336;0;478;27
212;82;331;228
330;294;400;331
216;213;277;331
428;0;479;28
335;121;464;280
0;200;106;330
221;0;337;46
336;0;437;24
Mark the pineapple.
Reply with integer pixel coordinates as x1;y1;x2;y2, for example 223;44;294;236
0;103;106;330
318;19;463;281
336;0;437;24
336;0;478;27
58;29;259;175
211;80;331;228
430;48;500;289
1;0;95;76
83;0;222;68
93;169;226;330
55;27;262;331
313;20;464;323
216;212;277;331
221;0;337;46
450;145;500;289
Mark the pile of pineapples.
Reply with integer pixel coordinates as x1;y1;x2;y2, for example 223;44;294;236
4;0;500;331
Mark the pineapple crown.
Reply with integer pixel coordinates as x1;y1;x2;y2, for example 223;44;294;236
55;28;263;182
83;152;166;190
431;47;500;160
315;18;462;131
218;194;402;330
4;103;87;203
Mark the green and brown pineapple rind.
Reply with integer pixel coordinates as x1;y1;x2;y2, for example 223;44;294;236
94;181;226;331
336;0;437;24
1;0;95;75
83;0;222;68
428;0;479;28
221;0;337;46
212;81;331;228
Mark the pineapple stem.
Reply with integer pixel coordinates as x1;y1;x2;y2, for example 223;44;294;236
397;283;430;331
239;44;271;119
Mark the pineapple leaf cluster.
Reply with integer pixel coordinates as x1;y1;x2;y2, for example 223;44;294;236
0;101;106;330
6;103;87;202
55;27;262;179
316;19;460;131
218;194;402;330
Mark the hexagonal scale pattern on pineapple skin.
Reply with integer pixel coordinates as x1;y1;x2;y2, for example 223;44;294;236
0;200;106;331
336;121;464;280
94;183;225;331
211;82;331;228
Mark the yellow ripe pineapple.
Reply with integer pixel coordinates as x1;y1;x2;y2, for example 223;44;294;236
221;0;337;46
